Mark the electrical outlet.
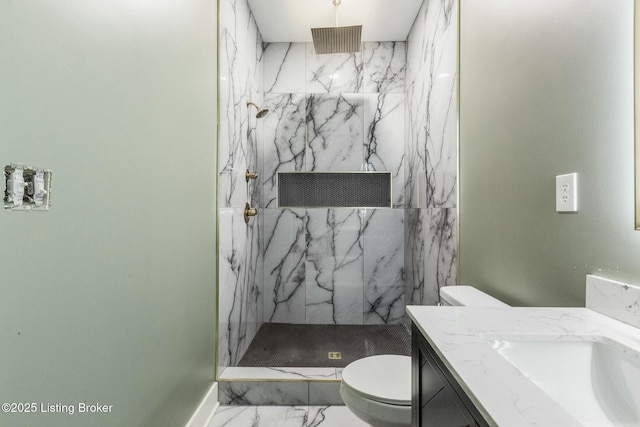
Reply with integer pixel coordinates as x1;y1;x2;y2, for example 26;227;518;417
556;173;577;213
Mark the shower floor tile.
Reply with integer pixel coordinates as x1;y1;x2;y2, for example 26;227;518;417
237;323;410;368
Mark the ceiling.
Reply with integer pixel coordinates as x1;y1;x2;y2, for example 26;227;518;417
247;0;423;43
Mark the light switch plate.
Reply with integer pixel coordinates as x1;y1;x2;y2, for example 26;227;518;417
556;173;577;213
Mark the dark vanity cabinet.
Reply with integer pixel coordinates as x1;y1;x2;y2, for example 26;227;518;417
411;325;490;427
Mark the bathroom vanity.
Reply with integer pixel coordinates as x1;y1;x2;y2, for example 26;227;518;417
412;323;489;426
407;282;640;427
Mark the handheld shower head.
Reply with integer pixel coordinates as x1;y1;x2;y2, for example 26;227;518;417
246;101;269;119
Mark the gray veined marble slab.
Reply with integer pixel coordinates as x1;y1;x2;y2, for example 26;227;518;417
306;209;364;324
218;208;263;369
401;0;458;313
363;41;406;94
404;208;425;306
363;209;405;324
305;42;363;94
262;93;306;208
247;109;264;208
218;0;266;374
403;80;425;209
363;92;405;207
219;0;264;210
218;66;249;210
423;208;456;305
263;208;307;323
404;208;456;306
405;0;457;210
267;40;405;95
218;208;247;370
406;0;455;85
306;94;364;172
264;43;306;94
262;207;410;326
220;0;264;84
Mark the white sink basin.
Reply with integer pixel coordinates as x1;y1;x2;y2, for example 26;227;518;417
493;336;640;426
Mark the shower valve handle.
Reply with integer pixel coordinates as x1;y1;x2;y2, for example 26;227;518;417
244;203;258;223
245;170;258;182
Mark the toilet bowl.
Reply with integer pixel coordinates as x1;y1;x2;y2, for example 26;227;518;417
340;285;508;427
340;355;411;427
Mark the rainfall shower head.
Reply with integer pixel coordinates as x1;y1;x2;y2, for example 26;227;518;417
246;101;269;118
311;0;362;54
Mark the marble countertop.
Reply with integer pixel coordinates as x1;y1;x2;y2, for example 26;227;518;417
407;306;640;427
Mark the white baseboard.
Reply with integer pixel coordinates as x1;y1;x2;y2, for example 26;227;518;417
185;382;219;427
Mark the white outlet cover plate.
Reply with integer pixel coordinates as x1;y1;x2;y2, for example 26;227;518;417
556;173;578;212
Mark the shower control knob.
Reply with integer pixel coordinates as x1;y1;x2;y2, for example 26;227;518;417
245;170;258;182
244;203;258;223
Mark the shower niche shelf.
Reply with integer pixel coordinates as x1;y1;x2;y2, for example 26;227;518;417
277;171;392;208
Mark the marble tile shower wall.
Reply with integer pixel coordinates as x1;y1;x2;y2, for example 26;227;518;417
218;0;458;372
219;0;265;370
261;42;406;326
404;0;458;305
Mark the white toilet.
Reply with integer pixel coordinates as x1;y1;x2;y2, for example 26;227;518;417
340;285;508;427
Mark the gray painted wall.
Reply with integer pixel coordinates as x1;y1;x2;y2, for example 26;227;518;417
459;0;640;306
0;1;217;426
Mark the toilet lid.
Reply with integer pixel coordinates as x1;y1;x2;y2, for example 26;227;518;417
341;355;411;405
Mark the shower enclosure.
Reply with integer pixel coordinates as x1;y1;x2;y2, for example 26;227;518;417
216;0;458;404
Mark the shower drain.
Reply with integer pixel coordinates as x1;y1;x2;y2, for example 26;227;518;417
328;351;342;360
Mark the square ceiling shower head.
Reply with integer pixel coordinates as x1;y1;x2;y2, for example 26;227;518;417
311;25;362;54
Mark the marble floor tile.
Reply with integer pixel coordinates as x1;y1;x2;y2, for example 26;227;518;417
207;406;368;427
307;406;369;427
208;406;307;427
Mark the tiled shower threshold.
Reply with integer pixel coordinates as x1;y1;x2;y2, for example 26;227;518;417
219;366;342;382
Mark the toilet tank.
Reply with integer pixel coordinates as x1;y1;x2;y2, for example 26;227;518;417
439;285;509;307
